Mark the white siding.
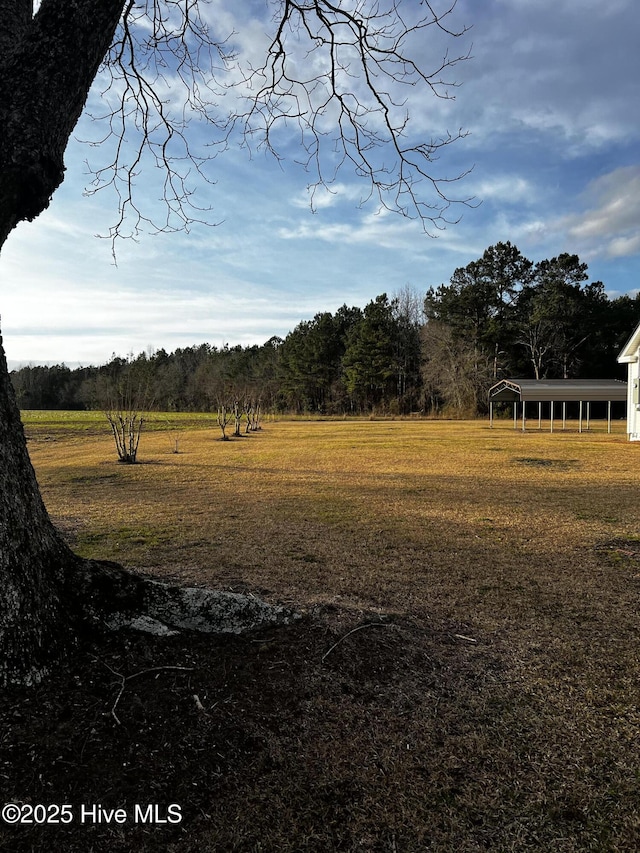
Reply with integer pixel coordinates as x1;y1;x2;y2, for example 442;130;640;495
617;321;640;441
628;354;640;440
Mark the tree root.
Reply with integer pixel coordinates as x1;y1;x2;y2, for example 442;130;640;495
69;558;299;637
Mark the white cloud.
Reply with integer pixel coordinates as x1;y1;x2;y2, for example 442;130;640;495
608;235;640;258
279;206;431;250
290;183;364;211
468;176;536;204
564;167;640;257
454;0;639;155
494;166;640;262
278;203;483;263
2;277;306;365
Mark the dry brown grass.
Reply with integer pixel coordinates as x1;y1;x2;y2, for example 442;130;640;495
28;415;638;618
4;414;640;852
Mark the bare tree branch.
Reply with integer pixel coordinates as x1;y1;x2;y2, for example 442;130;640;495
232;0;474;231
78;0;473;244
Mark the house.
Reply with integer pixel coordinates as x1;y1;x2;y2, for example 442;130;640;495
617;321;640;441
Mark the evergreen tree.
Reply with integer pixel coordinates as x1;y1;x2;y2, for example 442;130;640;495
343;295;400;412
515;255;607;378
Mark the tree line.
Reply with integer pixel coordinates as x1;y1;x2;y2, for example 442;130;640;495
11;243;640;417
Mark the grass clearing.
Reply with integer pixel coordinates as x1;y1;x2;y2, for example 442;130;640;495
3;414;640;851
26;415;637;615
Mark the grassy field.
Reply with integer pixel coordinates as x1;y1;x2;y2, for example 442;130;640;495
3;413;640;851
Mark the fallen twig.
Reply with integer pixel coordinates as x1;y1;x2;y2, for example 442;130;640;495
322;622;394;663
103;663;194;725
453;634;478;644
192;693;208;715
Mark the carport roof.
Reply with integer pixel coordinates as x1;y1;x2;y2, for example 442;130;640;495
489;379;627;403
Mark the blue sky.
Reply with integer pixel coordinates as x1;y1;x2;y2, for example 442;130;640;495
1;0;639;367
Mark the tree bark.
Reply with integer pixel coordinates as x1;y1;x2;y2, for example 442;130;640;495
0;0;126;246
0;332;80;684
0;0;128;683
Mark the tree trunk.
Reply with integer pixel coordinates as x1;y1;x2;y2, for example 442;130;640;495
0;0;129;684
0;0;127;246
0;332;81;684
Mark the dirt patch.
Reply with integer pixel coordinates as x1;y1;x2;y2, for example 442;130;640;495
595;537;640;563
2;602;640;853
513;456;580;470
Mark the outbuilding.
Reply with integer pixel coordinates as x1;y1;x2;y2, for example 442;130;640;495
488;378;627;433
617;321;640;441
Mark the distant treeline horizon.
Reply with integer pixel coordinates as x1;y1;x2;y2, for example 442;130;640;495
11;243;640;416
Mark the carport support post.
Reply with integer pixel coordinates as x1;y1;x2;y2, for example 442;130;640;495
550;400;554;433
587;401;591;431
489;401;493;428
562;401;566;431
513;402;517;430
538;401;542;430
608;400;612;434
579;400;583;433
522;401;526;432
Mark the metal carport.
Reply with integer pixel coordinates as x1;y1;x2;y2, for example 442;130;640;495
488;379;628;432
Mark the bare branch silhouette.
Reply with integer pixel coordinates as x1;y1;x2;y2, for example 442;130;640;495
79;0;473;244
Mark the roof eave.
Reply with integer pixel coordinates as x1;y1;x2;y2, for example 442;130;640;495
617;322;640;362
